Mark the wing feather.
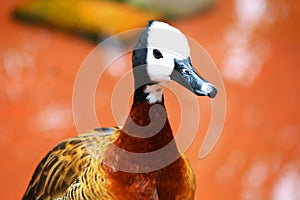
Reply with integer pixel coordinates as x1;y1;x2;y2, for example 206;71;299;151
22;127;120;200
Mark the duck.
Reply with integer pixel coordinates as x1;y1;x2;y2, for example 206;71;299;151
23;20;217;200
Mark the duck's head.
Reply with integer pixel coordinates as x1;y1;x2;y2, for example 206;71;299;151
132;20;218;104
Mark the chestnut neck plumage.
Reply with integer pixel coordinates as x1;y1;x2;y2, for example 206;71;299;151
113;85;177;154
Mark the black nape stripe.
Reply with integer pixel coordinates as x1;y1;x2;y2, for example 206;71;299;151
133;85;148;103
131;20;161;104
133;83;159;103
132;48;147;68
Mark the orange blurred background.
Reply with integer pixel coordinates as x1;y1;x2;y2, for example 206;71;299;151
1;0;300;199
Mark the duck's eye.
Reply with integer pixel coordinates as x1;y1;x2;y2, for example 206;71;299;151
153;49;163;59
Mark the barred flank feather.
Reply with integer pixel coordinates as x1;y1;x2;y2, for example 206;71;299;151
23;128;119;200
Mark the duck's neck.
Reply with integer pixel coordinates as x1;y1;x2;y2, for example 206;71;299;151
114;84;176;153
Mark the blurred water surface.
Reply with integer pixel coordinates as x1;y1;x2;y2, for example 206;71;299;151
0;0;300;199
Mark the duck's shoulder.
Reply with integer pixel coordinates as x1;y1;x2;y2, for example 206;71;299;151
22;127;120;200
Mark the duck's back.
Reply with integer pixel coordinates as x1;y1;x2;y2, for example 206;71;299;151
22;127;120;200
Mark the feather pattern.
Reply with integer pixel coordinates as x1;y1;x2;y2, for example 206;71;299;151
23;122;196;200
23;128;119;200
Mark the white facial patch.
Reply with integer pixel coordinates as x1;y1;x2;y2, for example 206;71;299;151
146;21;191;83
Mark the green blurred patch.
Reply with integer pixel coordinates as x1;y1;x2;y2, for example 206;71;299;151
126;0;215;19
13;0;161;41
13;0;215;41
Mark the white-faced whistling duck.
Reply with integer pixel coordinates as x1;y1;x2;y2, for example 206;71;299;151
23;20;218;200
